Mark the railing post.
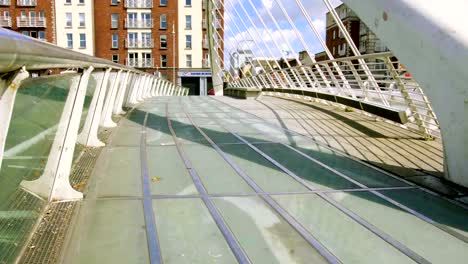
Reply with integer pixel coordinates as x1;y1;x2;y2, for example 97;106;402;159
21;67;94;201
0;67;29;171
136;74;146;101
144;75;152;98
127;73;141;105
154;78;161;96
101;69;122;128
150;77;157;97
161;81;168;95
146;76;154;98
113;70;131;115
77;67;112;147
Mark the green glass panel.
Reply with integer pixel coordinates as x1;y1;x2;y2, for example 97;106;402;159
153;198;237;264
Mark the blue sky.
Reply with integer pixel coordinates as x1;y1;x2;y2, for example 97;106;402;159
221;0;342;66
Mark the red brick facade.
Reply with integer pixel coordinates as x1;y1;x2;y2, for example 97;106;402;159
0;0;55;43
93;0;179;82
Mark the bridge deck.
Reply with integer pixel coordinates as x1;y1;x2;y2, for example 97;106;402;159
61;96;468;264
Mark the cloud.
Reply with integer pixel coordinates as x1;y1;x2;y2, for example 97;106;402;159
219;0;343;68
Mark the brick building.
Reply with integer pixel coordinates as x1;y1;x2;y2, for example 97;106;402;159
311;4;390;62
0;0;224;95
0;0;54;42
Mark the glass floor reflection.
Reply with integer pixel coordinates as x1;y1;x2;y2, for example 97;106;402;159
62;96;468;264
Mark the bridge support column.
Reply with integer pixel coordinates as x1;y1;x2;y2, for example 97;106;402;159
77;68;111;147
113;70;130;115
21;67;94;201
343;0;468;187
101;69;122;128
0;67;29;170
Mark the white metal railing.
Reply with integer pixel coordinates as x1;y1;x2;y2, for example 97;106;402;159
16;0;35;6
126;58;154;68
125;19;153;28
0;16;11;27
227;52;440;138
0;28;189;208
16;17;46;27
125;38;154;48
125;0;152;8
0;0;10;5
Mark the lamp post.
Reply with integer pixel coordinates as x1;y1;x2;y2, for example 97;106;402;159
172;22;176;85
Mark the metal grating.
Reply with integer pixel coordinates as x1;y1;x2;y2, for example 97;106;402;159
18;122;120;264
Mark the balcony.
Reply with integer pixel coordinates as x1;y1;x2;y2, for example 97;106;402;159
125;0;152;8
125;38;154;49
0;16;11;27
126;58;154;68
16;0;36;6
125;19;153;29
16;17;46;27
0;0;10;6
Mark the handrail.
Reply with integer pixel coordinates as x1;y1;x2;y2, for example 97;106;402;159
0;28;141;73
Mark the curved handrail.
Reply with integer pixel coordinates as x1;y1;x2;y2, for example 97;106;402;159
0;28;141;73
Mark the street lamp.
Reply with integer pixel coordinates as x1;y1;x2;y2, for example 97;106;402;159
172;22;176;85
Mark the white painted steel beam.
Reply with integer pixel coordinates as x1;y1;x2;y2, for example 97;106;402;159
344;0;468;186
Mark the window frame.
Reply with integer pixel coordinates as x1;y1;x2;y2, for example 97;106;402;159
185;34;192;49
160;14;167;29
79;12;85;27
160;34;167;49
65;12;72;27
66;33;73;48
160;54;167;68
186;54;192;68
79;33;86;48
111;33;119;49
185;15;191;30
111;13;119;29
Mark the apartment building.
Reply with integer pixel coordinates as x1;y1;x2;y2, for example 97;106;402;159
0;0;224;94
0;0;54;42
325;3;389;59
55;0;94;55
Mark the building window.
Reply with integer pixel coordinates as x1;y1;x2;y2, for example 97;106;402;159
111;14;119;28
111;0;118;5
186;55;192;68
185;35;192;49
161;54;167;68
185;0;191;6
65;12;72;27
160;34;167;49
185;15;191;30
112;54;119;63
160;0;167;6
160;14;167;29
38;31;45;41
66;33;73;48
79;33;86;48
79;13;85;27
79;0;84;4
65;0;71;4
112;33;118;48
332;46;335;55
332;30;335;40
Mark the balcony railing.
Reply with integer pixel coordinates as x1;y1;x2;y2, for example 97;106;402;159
0;0;10;6
0;16;11;27
16;0;36;6
125;38;154;49
125;19;153;29
16;17;46;28
126;58;154;68
125;0;152;8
